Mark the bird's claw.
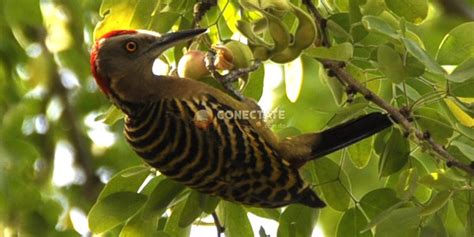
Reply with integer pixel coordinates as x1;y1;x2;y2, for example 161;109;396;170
205;50;261;101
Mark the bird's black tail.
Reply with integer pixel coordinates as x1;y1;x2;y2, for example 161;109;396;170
297;187;326;208
311;112;393;158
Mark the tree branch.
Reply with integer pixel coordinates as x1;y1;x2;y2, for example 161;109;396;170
211;212;225;237
302;1;474;176
438;0;474;21
38;38;101;200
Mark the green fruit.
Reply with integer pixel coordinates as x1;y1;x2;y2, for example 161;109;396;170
263;11;291;53
270;46;302;63
291;4;317;49
252;46;271;61
240;1;291;53
260;0;291;11
224;41;255;68
252;18;268;33
240;0;290;11
236;20;272;48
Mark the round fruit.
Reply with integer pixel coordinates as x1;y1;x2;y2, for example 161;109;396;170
177;50;210;80
224;40;254;68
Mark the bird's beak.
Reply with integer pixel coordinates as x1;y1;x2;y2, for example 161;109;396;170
147;28;207;56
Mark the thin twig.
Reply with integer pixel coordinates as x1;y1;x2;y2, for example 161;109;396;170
302;1;474;176
302;0;330;47
211;212;225;237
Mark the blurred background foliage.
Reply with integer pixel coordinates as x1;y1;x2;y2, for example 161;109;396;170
0;0;473;236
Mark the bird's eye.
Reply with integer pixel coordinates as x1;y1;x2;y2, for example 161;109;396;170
125;41;137;52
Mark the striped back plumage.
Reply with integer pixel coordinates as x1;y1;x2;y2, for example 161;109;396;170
123;94;319;208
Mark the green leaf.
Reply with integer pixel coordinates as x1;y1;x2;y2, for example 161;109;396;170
361;0;385;16
418;172;464;190
198;193;220;214
348;136;372;169
142;178;185;219
94;0;159;39
217;201;253;237
352;24;370;43
245;207;281;222
377;45;406;84
402;37;445;74
361;16;398;39
447;58;474;83
320;67;345;105
243;64;265;101
218;0;239;34
436;22;474;65
446;145;470;165
420;215;448;237
419;191;453;216
373;128;391;155
414;107;453;144
4;0;42;29
88;192;147;234
363;201;407;232
336;208;372;237
178;191;203;227
453;191;474;226
150;12;181;33
411;157;433;203
120;210;156;237
359;188;401;219
455;123;474;143
378;128;410;177
327;99;368;126
452;137;474;161
466;204;474;236
449;80;474;98
95;105;124;125
405;55;426;77
384;0;428;24
164;200;191;237
277;204;319;237
374;207;421;237
349;0;362;24
304;42;354;61
311;158;352;211
395;167;418;200
98;166;150;200
327;19;351;40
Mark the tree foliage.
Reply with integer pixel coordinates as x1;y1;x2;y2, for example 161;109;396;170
0;0;473;236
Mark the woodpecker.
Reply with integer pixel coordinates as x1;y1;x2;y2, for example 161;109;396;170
90;28;393;208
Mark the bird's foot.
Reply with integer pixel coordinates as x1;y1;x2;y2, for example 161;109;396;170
205;49;261;101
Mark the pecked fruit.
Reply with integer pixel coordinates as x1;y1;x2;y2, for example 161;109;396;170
212;45;234;71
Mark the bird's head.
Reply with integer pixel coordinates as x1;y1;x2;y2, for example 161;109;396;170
90;28;207;98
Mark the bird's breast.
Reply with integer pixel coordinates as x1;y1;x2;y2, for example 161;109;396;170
123;96;310;208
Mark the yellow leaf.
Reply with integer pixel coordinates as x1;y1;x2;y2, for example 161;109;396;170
445;99;474;127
